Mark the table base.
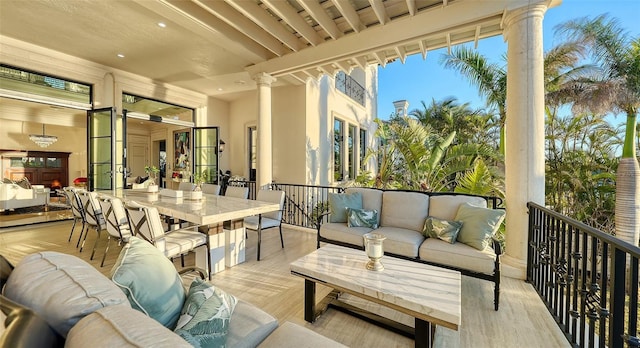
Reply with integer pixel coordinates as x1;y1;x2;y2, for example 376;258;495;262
302;278;436;348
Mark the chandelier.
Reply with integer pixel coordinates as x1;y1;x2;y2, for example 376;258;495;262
29;124;58;148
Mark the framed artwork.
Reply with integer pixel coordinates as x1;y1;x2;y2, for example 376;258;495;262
173;129;191;170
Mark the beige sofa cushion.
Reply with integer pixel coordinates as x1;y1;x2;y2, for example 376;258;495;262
66;305;191;348
428;195;487;221
380;191;429;232
320;222;372;247
375;226;425;258
419;238;496;274
345;188;383;224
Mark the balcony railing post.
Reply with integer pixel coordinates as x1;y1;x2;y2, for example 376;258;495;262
610;247;625;348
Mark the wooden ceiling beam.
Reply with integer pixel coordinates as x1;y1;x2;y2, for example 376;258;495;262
330;0;364;33
262;0;322;46
406;0;416;16
224;0;303;51
368;0;390;25
297;0;342;40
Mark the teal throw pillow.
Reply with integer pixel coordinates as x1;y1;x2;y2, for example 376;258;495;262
347;208;379;229
454;203;506;250
423;216;463;244
110;236;186;329
174;278;238;347
328;192;363;223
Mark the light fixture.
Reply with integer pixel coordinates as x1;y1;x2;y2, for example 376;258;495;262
219;140;226;153
157;22;167;28
29;124;58;148
117;53;125;58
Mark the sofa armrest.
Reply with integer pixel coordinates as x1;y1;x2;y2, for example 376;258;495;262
315;211;330;230
0;295;64;348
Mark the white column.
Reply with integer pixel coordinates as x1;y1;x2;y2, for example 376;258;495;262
502;4;547;279
253;72;277;188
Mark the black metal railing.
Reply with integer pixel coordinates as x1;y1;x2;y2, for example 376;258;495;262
270;183;345;228
335;71;365;106
227;179;257;200
527;202;639;347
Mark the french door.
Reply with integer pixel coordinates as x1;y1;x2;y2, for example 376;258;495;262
193;127;220;184
86;107;126;191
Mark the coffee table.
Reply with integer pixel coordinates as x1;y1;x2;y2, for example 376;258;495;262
290;244;461;347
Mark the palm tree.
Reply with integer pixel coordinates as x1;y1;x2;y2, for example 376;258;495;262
441;47;507;155
557;15;640;246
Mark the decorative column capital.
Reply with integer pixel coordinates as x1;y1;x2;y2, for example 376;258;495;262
503;3;547;35
253;72;277;87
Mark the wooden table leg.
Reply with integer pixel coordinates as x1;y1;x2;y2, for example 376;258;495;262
415;318;434;348
304;279;316;323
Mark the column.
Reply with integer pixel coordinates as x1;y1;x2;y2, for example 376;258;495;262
253;72;277;188
502;4;547;279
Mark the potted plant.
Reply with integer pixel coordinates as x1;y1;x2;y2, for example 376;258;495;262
193;171;208;191
144;165;160;186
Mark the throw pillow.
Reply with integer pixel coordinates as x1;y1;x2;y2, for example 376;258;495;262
347;208;379;229
423;216;463;244
174;278;238;347
454;203;506;250
2;178;13;184
16;177;31;189
328;191;363;223
110;236;185;329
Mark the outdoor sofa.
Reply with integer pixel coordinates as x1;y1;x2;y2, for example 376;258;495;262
317;187;505;310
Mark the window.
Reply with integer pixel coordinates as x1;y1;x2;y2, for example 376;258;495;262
334;119;344;181
360;129;367;171
348;125;356;179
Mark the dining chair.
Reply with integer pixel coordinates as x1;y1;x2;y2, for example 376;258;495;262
63;187;85;245
201;183;220;195
225;186;249;199
78;191;107;260
178;182;195;191
124;201;211;280
97;195;132;267
244;190;285;261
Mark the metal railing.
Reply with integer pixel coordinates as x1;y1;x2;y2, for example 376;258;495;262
528;202;639;347
226;179;257;200
335;71;365;106
271;183;345;228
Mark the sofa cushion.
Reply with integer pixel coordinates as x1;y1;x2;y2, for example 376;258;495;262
3;251;129;338
226;300;278;348
428;195;487;221
174;278;238;347
110;236;185;329
380;191;429;232
320;222;372;247
328;192;362;223
345;188;383;223
423;217;463;244
419;238;497;274
347;208;379;229
374;226;425;258
66;305;191;348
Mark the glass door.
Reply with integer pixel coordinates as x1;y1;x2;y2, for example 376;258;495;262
87;107;126;191
193;127;219;184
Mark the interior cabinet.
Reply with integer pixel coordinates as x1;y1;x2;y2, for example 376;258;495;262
1;150;70;189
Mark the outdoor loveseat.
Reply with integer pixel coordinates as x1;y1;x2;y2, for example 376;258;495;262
317;187;505;310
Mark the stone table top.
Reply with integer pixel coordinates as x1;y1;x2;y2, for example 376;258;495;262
290;244;461;330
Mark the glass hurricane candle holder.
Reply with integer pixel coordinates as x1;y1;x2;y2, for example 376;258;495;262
363;232;386;271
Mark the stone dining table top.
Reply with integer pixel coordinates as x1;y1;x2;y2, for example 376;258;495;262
290;244;462;330
104;189;280;225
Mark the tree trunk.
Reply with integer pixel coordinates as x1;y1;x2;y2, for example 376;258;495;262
614;157;640;247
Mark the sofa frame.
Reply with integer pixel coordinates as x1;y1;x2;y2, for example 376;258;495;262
316;189;504;311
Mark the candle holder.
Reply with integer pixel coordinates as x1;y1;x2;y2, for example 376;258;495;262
363;232;386;271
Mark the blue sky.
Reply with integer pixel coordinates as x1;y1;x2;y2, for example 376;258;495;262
377;0;640;121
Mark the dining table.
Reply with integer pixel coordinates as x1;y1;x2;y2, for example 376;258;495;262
101;188;281;274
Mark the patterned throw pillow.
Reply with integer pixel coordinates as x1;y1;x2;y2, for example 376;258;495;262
423;217;463;244
174;278;238;347
16;177;31;189
347;208;379;229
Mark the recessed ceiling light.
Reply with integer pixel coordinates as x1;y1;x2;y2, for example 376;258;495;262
117;53;125;58
234;80;246;85
217;87;223;91
158;22;166;28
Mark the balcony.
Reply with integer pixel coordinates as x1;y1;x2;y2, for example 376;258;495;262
1;184;637;347
335;71;366;107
